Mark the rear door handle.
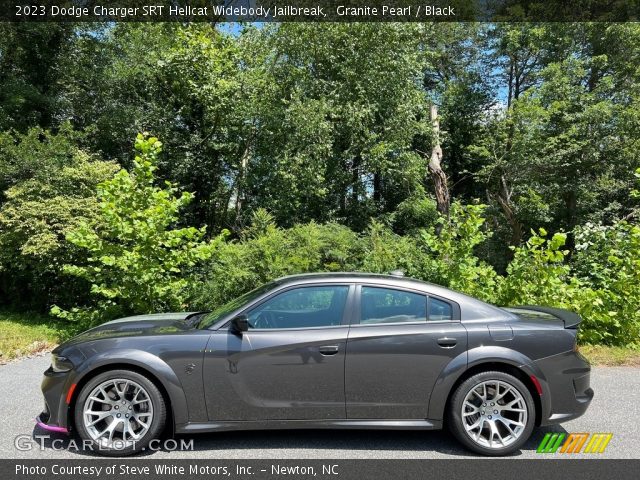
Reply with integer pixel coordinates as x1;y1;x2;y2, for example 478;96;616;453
318;345;339;355
437;337;457;348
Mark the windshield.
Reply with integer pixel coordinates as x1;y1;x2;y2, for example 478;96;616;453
198;281;278;329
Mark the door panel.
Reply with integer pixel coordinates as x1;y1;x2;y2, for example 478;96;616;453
345;286;467;419
204;327;348;420
202;284;353;421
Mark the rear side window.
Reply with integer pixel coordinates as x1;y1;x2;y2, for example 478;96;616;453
360;287;427;324
429;297;453;321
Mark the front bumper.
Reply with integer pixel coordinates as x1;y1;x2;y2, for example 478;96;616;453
35;412;69;434
40;365;74;432
533;350;593;426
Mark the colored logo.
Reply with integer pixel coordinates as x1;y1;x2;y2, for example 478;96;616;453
537;433;612;454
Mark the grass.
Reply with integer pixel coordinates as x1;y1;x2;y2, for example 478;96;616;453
0;309;66;364
579;344;640;367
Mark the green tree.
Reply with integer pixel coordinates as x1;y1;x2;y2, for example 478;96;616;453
418;203;499;301
53;134;226;325
473;23;640;255
242;23;431;229
0;124;83;200
0;142;119;310
60;24;250;232
0;23;74;131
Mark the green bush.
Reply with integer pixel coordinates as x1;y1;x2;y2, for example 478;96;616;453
190;209;361;309
389;189;439;235
0;124;84;196
572;221;640;345
417;203;499;302
360;220;423;277
36;136;635;347
188;200;640;347
52;134;226;326
498;228;574;306
0;127;119;310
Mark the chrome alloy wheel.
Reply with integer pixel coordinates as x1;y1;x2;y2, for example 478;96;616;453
82;379;153;448
461;380;528;449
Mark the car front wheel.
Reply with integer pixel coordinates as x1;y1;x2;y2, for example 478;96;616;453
74;369;166;456
448;371;535;456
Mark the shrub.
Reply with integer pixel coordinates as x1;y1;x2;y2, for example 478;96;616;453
0;129;119;311
417;202;499;302
190;209;361;309
572;221;640;345
498;228;574;306
360;220;423;277
52;134;226;326
0;123;84;196
390;189;439;235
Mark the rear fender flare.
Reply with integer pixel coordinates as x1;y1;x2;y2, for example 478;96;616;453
427;346;549;421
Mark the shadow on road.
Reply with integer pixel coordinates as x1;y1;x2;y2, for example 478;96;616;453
32;423;568;458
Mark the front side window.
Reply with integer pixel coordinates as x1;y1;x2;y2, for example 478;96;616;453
247;285;349;329
360;287;427;324
198;281;278;329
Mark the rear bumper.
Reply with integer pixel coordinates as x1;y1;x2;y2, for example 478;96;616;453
545;385;594;424
532;351;593;426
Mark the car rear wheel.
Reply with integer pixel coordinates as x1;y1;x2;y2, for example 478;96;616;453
74;369;166;456
448;371;535;456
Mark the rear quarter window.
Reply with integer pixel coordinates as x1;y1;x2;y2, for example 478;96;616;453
429;297;453;321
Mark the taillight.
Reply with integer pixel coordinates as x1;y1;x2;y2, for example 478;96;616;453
530;375;543;396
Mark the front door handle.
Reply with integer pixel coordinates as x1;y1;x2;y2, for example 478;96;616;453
437;337;457;348
318;345;339;355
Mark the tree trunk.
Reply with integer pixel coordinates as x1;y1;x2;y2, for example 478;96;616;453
351;154;361;205
427;104;450;218
234;129;254;230
493;174;523;247
563;189;577;252
373;171;382;203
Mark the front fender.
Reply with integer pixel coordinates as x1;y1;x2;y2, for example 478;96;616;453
427;346;550;422
67;349;189;427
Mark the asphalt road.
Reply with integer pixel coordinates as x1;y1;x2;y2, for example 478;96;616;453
1;355;638;459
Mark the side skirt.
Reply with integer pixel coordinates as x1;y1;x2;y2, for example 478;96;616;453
176;419;442;434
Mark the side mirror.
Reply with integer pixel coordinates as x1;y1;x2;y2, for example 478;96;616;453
230;314;249;334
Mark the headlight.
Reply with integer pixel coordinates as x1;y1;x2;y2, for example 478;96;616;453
51;354;73;373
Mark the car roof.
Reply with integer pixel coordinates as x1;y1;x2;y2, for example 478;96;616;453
274;272;448;293
273;272;514;321
276;271;424;282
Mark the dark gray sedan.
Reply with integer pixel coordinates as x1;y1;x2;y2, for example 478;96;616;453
38;272;593;456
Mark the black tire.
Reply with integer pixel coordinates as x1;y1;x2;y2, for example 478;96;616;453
447;370;535;456
74;369;166;456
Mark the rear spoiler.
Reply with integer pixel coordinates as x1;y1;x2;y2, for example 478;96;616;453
511;306;583;329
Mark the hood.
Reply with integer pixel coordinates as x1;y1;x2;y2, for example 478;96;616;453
56;312;202;350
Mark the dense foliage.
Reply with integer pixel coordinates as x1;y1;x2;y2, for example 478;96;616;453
0;23;638;345
51;135;226;325
0;125;119;309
